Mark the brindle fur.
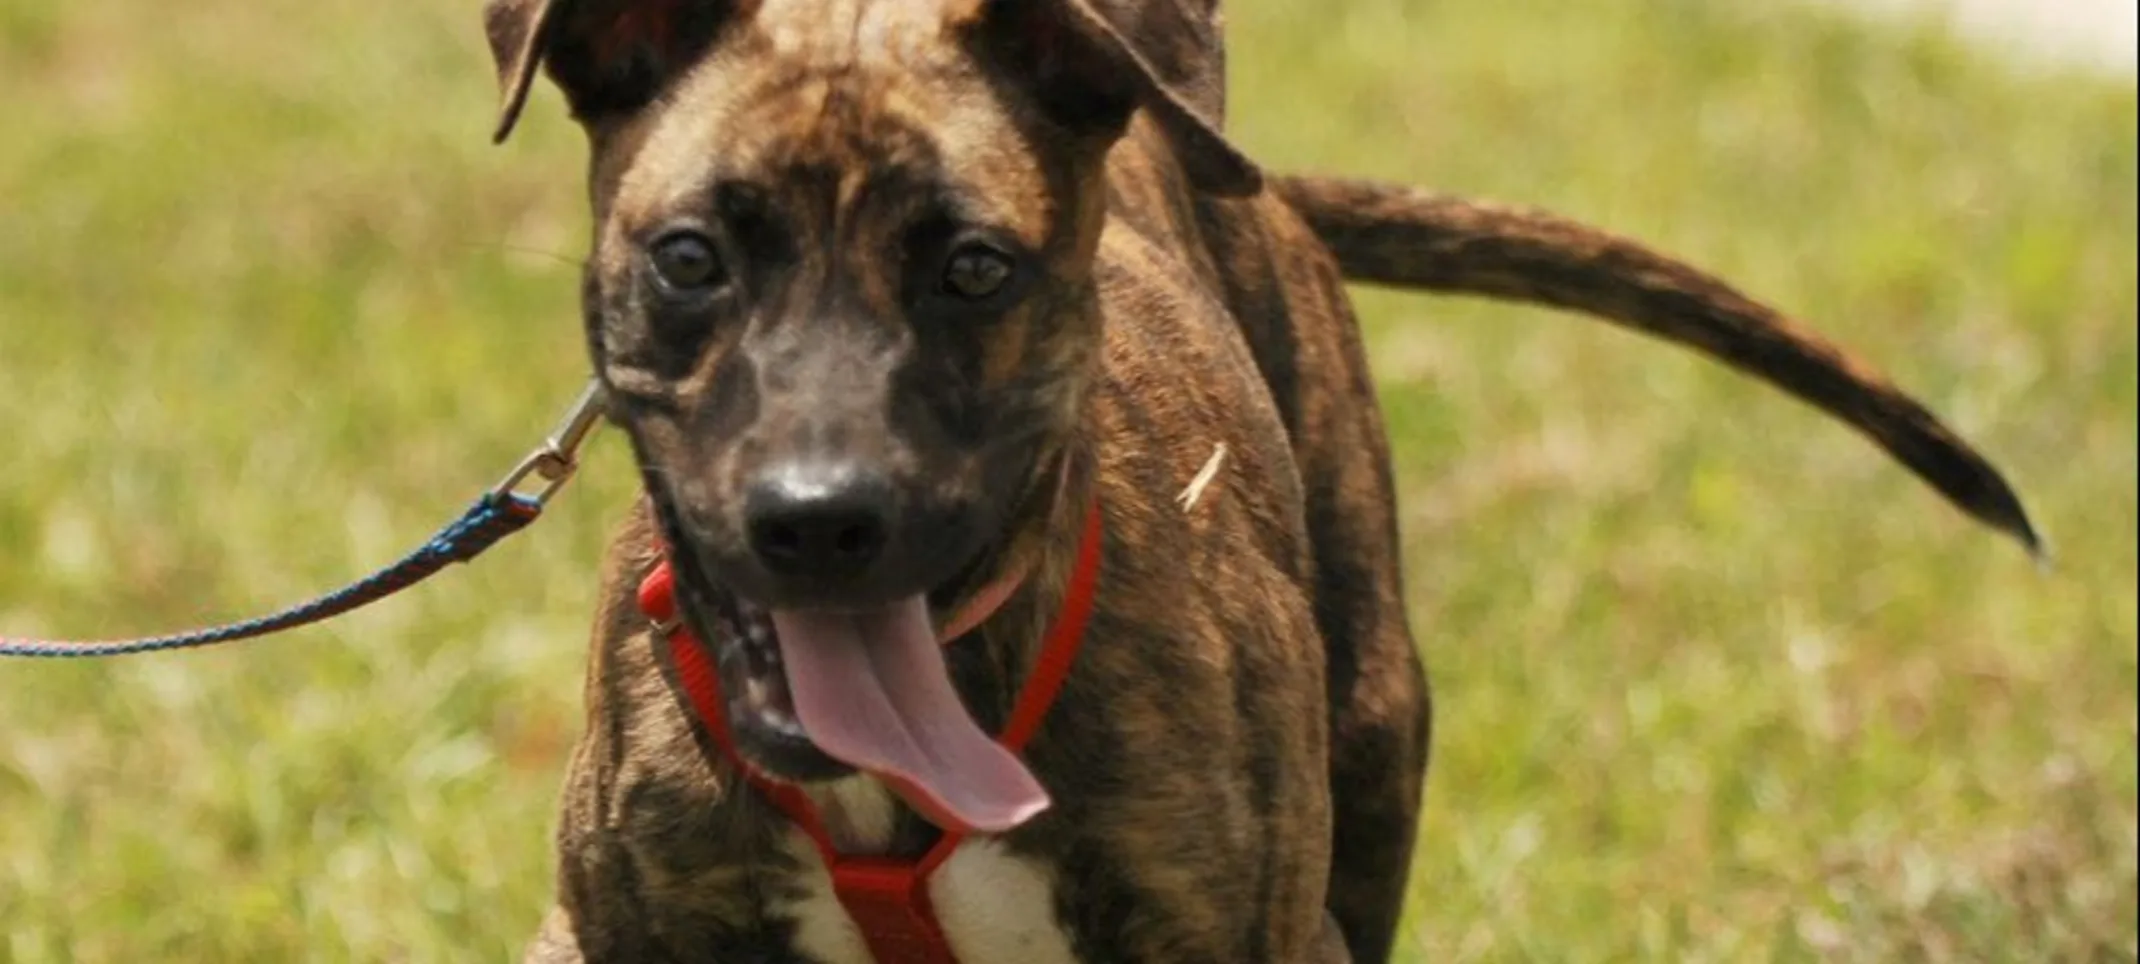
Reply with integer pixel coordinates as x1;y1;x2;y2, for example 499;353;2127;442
485;2;2034;963
496;2;1354;961
1268;176;2038;549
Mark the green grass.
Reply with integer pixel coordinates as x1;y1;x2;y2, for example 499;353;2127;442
1;0;2132;960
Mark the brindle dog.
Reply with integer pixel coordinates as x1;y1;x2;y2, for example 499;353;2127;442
483;2;2035;962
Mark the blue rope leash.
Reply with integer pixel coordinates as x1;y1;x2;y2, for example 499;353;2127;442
0;381;606;660
0;495;541;658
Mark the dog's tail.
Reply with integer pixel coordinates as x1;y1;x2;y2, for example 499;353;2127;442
1272;174;2041;555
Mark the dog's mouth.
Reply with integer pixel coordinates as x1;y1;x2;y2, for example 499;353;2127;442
669;547;1051;836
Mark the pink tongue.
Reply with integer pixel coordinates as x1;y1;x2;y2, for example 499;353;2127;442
770;598;1050;835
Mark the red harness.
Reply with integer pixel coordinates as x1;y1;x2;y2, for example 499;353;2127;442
634;499;1103;964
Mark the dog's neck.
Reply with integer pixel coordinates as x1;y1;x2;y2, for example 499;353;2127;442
934;453;1078;642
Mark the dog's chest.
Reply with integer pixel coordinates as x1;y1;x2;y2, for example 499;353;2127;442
777;779;1081;964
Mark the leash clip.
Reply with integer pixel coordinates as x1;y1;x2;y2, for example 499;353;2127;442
491;379;607;507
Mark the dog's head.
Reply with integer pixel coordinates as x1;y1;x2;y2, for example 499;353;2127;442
485;0;1257;831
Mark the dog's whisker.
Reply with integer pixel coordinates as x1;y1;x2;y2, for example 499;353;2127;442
452;240;585;269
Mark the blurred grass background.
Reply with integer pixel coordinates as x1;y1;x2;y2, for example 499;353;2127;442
1;0;2132;960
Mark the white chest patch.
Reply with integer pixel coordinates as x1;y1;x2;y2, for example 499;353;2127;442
782;780;1080;964
929;840;1081;964
812;776;903;854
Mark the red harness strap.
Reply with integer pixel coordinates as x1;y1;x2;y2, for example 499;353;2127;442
636;499;1103;964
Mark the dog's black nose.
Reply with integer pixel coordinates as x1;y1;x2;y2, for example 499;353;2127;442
744;463;894;579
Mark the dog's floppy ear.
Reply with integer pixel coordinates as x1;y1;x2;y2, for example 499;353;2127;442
981;0;1260;197
1078;0;1227;123
485;0;743;143
485;0;558;143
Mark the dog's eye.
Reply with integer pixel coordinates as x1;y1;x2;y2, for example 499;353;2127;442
940;243;1015;301
649;232;728;294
